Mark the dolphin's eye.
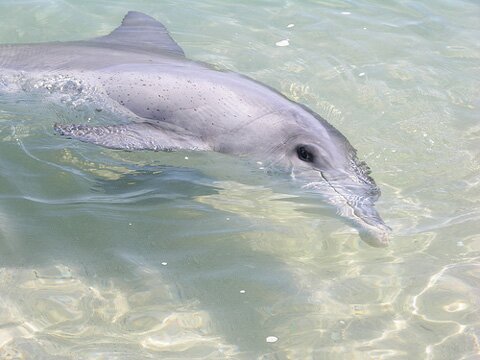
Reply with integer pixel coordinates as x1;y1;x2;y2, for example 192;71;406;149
297;146;314;163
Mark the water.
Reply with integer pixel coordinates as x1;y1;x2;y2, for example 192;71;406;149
0;0;479;358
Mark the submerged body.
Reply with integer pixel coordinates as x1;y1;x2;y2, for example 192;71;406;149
0;11;390;246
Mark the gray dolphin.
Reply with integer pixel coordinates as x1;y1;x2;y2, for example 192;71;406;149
0;11;390;246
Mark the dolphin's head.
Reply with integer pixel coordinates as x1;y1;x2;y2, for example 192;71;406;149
274;107;391;247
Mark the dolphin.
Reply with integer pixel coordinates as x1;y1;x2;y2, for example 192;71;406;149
0;11;391;246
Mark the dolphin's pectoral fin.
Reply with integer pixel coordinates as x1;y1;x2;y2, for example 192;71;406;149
91;11;185;57
54;121;210;151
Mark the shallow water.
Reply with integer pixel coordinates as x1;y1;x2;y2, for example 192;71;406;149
0;1;479;359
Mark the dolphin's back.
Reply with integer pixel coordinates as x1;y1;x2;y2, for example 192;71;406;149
0;11;186;72
0;42;183;71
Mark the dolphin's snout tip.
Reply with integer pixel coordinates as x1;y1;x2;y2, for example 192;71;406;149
359;224;391;248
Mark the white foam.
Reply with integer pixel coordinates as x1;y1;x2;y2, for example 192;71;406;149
275;39;290;47
266;336;278;343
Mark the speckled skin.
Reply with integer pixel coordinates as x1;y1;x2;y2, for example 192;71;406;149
0;11;390;246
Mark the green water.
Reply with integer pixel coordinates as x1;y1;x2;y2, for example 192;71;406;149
0;1;479;359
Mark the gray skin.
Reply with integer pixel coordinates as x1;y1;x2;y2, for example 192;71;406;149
0;11;390;246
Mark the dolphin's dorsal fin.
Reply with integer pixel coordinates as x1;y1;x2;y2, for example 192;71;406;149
92;11;185;57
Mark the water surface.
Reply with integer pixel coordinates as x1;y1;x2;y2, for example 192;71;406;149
0;1;479;359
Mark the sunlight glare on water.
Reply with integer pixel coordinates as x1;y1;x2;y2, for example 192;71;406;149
0;0;479;359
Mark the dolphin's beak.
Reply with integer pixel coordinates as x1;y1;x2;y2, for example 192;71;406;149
302;171;391;247
335;194;391;247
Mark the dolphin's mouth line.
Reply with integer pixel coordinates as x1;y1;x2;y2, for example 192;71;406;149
317;171;359;212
